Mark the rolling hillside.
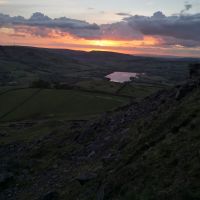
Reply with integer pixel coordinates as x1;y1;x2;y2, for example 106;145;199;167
0;46;195;86
0;46;200;200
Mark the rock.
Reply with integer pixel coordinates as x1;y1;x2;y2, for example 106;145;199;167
87;151;96;158
96;185;105;200
0;131;7;137
76;172;97;185
41;191;59;200
0;172;14;189
70;122;81;129
104;136;111;141
175;83;195;100
53;164;58;169
102;153;113;165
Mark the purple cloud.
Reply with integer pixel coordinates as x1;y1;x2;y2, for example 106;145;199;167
1;11;200;48
124;12;200;43
0;12;99;30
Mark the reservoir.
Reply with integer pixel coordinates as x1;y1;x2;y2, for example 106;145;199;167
106;72;143;83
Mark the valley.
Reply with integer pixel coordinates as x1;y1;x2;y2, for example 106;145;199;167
0;46;200;200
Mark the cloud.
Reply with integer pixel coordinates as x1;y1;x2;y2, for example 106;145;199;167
124;12;200;43
100;22;143;40
116;12;132;17
0;12;142;40
181;3;193;14
157;36;200;48
1;11;200;48
0;12;99;30
0;0;6;5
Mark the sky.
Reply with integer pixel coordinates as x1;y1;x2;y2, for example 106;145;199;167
0;0;200;57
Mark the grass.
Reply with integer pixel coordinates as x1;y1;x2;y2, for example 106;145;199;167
0;86;15;94
76;79;121;93
118;84;163;100
0;83;199;200
76;79;167;101
0;88;129;122
104;89;200;200
0;89;39;117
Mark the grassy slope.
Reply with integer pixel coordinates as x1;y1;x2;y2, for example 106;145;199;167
76;79;122;94
76;79;167;100
118;83;164;100
0;88;129;121
0;89;39;118
0;83;199;200
102;87;200;200
0;46;95;85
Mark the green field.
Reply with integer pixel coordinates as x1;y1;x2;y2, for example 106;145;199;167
0;88;129;121
76;79;167;100
118;83;166;100
76;79;122;93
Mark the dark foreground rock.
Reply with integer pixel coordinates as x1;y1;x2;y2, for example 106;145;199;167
0;80;200;200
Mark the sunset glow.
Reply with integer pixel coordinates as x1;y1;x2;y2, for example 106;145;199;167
0;0;200;57
0;26;161;56
0;25;159;53
88;36;158;47
1;24;200;57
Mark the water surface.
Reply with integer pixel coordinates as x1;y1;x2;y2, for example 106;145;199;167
106;72;142;83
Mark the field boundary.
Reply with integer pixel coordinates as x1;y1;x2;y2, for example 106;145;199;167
0;89;42;121
0;87;27;96
72;87;134;99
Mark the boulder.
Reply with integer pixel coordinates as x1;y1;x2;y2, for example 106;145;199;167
76;172;97;185
0;172;14;189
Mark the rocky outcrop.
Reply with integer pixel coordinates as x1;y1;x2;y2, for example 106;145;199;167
0;79;199;200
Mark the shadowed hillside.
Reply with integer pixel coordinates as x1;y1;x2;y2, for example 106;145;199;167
0;77;199;200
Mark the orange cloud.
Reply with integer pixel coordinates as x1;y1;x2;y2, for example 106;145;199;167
0;26;199;58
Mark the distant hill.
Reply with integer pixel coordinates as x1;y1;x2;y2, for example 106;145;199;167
0;45;91;85
0;45;196;86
